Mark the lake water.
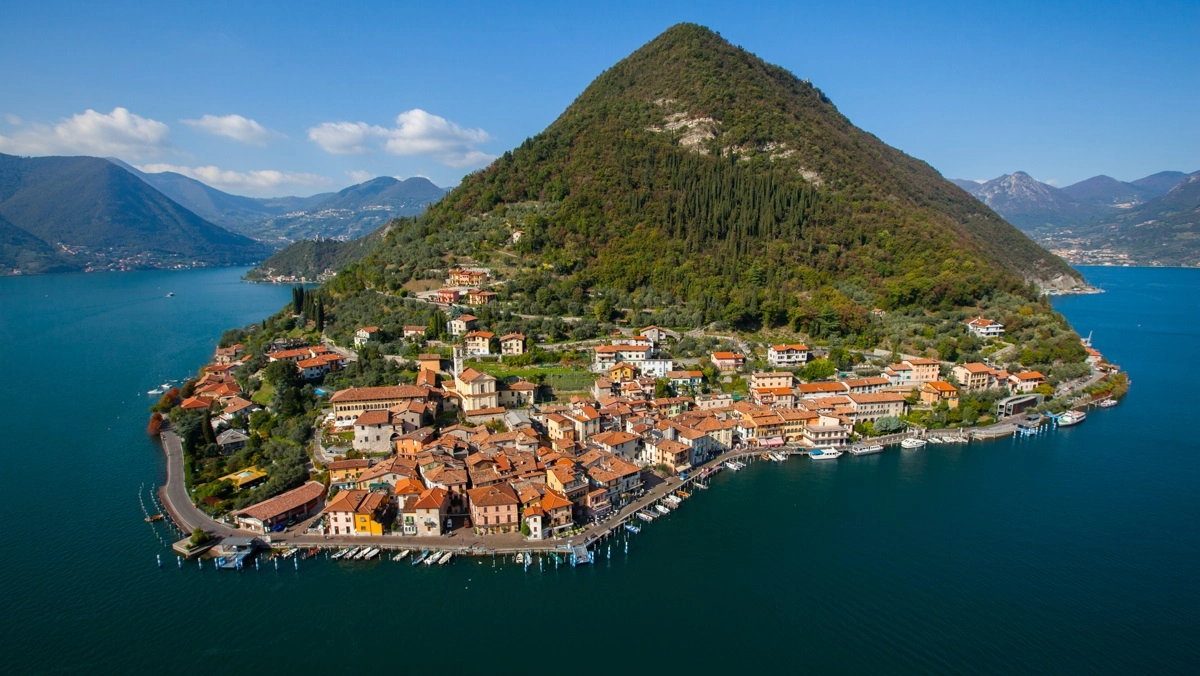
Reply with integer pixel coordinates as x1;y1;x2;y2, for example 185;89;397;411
0;266;1196;674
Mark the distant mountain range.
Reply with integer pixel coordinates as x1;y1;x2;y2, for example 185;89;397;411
952;170;1200;266
0;152;447;275
0;153;267;273
235;176;446;245
112;160;446;245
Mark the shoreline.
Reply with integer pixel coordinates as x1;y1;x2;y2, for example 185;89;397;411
156;405;1110;560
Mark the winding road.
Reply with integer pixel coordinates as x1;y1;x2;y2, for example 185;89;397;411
158;428;232;537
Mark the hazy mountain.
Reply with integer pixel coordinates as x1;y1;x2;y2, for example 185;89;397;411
957;172;1094;233
223;176;446;245
950;178;984;195
1060;175;1153;208
1130;171;1190;197
113;160;443;246
1086;171;1200;265
0;153;267;273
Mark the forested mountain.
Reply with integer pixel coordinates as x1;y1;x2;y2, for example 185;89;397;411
245;229;387;282
0;153;267;273
316;23;1081;336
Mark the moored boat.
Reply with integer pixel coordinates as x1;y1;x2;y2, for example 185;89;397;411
810;448;843;460
411;550;430;565
900;438;927;449
438;551;454;565
849;444;884;456
1058;410;1087;426
393;550;409;561
655;504;671;515
1098;398;1117;408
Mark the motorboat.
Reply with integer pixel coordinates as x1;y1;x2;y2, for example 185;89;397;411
1058;410;1087;426
810;448;843;460
900;438;927;449
849;444;884;456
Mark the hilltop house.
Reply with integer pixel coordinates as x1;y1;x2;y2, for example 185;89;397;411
965;317;1005;339
448;314;477;337
354;326;380;348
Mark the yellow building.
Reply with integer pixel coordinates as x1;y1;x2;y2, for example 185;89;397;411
327;458;370;487
322;489;389;536
218;466;268;489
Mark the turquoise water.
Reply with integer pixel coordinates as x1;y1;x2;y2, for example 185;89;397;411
0;266;1197;674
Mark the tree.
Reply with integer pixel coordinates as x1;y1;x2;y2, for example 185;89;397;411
262;360;301;389
593;298;616;322
874;416;906;434
802;359;836;381
189;528;211;547
146;412;163;436
654;378;673;398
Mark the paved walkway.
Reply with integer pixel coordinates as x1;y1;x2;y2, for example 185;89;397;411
158;427;232;537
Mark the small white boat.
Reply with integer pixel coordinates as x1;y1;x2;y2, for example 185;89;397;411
425;551;442;566
438;551;454;565
849;444;884;456
900;438;927;449
515;552;525;564
166;292;174;297
655;504;671;515
928;437;945;444
147;388;163;396
1098;399;1117;408
810;448;843;460
362;547;379;560
393;550;409;561
330;548;347;560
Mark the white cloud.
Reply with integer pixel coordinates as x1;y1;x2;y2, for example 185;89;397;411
346;169;375;183
1043;177;1060;186
3;114;21;126
308;109;495;168
308;121;385;155
138;163;332;196
0;107;169;158
182;114;282;145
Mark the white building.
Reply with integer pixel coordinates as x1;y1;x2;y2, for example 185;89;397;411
768;344;810;368
965;317;1004;339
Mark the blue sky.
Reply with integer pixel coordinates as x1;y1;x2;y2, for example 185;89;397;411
1;0;1196;196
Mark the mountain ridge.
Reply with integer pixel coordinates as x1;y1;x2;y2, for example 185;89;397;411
110;161;446;245
0;153;267;273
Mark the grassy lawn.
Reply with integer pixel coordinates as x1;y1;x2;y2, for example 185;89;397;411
465;361;597;392
251;382;275;406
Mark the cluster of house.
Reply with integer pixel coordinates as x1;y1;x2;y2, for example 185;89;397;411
265;343;347;380
179;343;261;446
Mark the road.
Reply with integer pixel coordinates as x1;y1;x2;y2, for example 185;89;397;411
158;428;232;537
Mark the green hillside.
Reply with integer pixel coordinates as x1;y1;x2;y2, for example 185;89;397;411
320;24;1081;335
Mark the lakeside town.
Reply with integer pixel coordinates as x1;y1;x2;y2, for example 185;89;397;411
148;266;1128;565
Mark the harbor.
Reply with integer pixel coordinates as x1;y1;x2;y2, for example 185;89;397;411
149;406;1108;571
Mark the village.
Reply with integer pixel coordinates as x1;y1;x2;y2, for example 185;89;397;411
155;265;1125;560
